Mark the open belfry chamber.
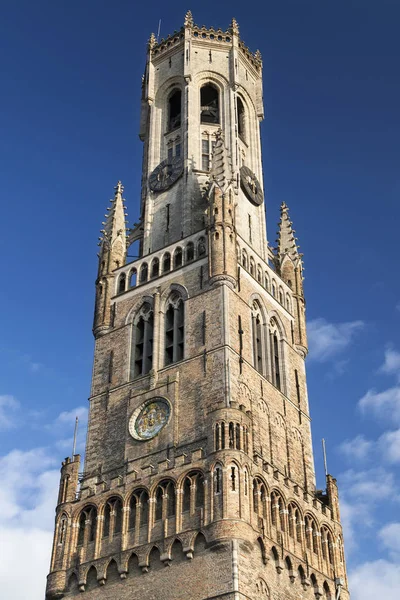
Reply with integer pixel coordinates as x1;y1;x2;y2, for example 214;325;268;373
46;11;349;600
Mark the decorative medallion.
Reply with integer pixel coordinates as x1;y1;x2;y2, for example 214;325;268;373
239;165;264;206
129;397;171;441
148;156;184;192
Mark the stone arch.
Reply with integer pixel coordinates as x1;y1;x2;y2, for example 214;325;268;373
106;559;120;584
170;537;186;562
148;545;163;571
127;552;140;577
125;295;154;325
160;282;189;307
194;531;207;553
85;565;98;591
66;572;79;593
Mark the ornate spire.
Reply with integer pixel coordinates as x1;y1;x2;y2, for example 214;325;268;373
99;181;127;252
184;10;194;28
230;17;239;35
148;32;157;49
276;202;300;262
210;130;235;193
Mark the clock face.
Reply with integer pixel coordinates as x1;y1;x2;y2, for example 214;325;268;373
148;156;184;192
129;398;170;441
240;166;264;206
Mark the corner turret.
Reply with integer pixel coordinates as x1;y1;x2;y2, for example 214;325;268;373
276;202;307;355
93;181;128;337
207;131;237;287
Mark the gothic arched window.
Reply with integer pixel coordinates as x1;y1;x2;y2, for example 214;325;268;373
165;294;184;365
77;506;97;547
237;96;245;140
200;84;219;124
252;301;267;376
139;262;148;283
186;242;194;262
168;89;182;131
132;303;154;378
174;247;183;269
197;237;206;257
163;252;171;273
118;273;126;294
270;325;282;391
150;258;159;279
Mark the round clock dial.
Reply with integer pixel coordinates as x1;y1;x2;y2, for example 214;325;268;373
240;166;264;206
129;397;171;441
148;156;184;192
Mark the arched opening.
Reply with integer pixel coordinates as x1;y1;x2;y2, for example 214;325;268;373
139;262;148;283
200;84;219;124
163;252;171;273
237;96;245;140
171;538;185;562
195;474;204;508
150;258;159;279
133;305;154;378
148;546;163;571
182;477;191;512
106;559;120;584
66;573;79;593
155;486;163;521
128;553;139;577
168;89;182;131
165;297;184;365
118;273;126;294
129;268;137;288
186;242;194;262
174;247;183;268
197;237;206;257
85;565;98;591
194;532;207;553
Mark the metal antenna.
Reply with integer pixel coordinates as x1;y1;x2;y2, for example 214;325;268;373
72;416;79;457
157;19;161;42
322;438;328;477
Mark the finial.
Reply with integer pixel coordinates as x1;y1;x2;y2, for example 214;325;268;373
255;49;262;62
184;10;194;28
231;17;239;35
115;181;124;195
148;32;157;49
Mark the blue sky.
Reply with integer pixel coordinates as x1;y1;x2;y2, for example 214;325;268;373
0;1;399;598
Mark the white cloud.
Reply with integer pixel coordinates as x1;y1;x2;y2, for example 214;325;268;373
380;347;400;380
53;405;88;427
378;522;400;557
0;395;20;430
339;435;372;461
350;559;400;600
359;385;400;424
379;429;400;463
338;467;398;555
307;318;364;362
0;446;59;600
341;468;396;501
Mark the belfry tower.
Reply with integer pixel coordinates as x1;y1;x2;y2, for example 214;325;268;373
46;12;349;600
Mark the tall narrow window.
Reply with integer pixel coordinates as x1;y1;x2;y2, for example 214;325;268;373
174;247;183;268
186;242;194;262
237;96;245;140
150;258;159;279
133;304;154;378
118;273;126;294
200;84;219;123
252;314;263;374
165;296;184;365
139;262;148;283
273;333;281;390
163;252;171;273
168;89;182;131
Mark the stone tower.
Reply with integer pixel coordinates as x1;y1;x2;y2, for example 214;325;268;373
46;12;349;600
